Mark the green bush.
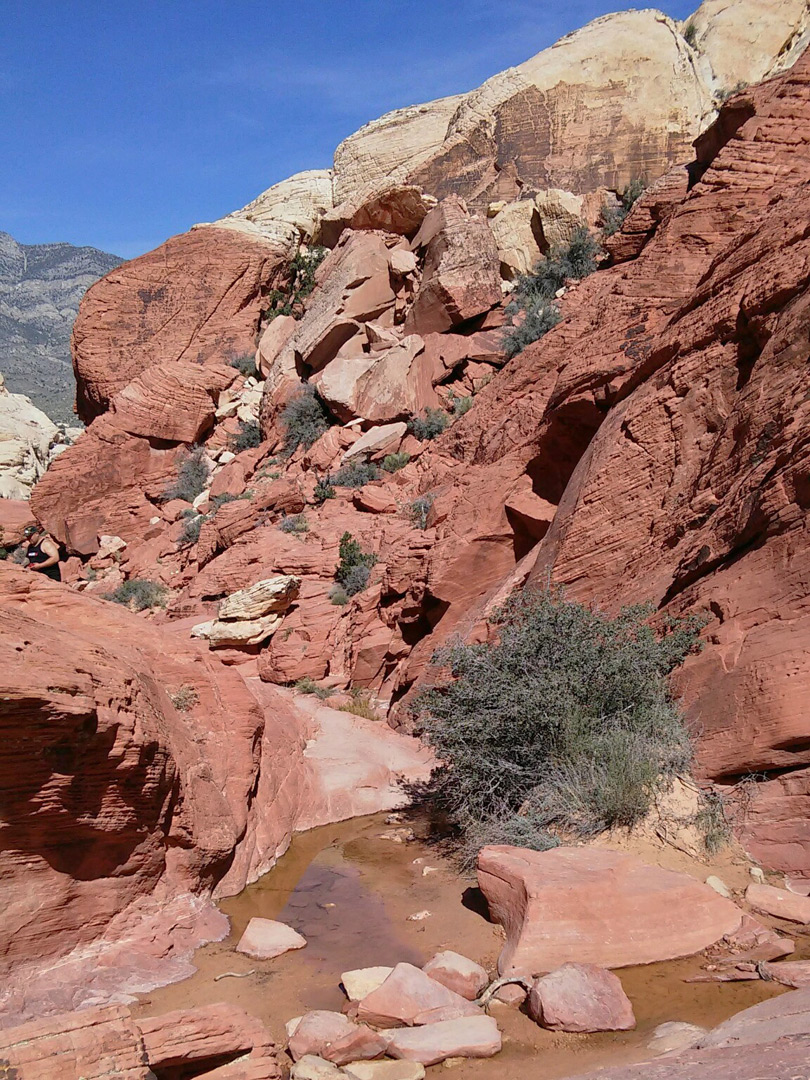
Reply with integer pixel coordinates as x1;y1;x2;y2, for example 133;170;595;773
410;408;450;441
407;493;435;530
179;511;205;546
602;178;647;236
314;475;335;503
683;20;699;48
332;460;380;488
229;353;257;378
295;676;334;699
278;513;309;533
412;587;706;863
263;245;328;322
163;446;209;503
329;584;349;606
281;385;332;455
502;228;600;358
229;420;261;452
106;578;169;611
335;531;377;597
382;452;411;473
451;395;474;419
209;491;251;510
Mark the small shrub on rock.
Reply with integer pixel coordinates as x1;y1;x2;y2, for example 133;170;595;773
278;514;309;533
332;460;380;488
410;408;450;441
407;493;435;530
339;689;379;721
281;385;332;456
106;578;168;611
295;676;334;699
382;452;411;472
313;474;335;503
262;245;328;322
170;685;199;711
411;587;706;863
683;20;699;48
451;395;474;418
601;178;647;236
179;511;205;546
162;446;208;503
502;227;600;358
229;353;257;378
329;584;349;606
229;420;261;452
335;531;377;596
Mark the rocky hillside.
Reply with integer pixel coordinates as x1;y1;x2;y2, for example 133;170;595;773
5;0;810;1060
0;232;121;422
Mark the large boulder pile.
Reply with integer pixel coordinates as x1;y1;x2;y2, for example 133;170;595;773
0;372;73;499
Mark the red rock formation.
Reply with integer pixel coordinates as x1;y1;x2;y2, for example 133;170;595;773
72;226;289;422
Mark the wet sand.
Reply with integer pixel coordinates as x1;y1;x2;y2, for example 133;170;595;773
133;813;803;1079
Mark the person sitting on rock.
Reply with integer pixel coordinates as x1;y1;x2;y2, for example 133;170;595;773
22;524;62;581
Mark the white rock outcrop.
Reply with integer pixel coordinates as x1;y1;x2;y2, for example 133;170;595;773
0;373;63;499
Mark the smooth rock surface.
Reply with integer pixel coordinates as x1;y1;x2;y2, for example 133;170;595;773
342;967;394;1003
746;884;810;924
422;952;489;1001
236;918;307;960
385;1016;502;1066
478;846;743;974
527;963;636;1032
356;963;480;1028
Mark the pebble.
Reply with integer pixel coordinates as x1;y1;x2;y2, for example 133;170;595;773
407;910;432;922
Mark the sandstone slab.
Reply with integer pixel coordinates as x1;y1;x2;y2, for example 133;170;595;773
746;883;810;924
343;1061;425;1080
236;918;307;960
527;963;636;1032
422;951;488;1001
342;966;394;1002
288;1010;386;1066
356;962;480;1027
478;846;743;974
385;1015;501;1066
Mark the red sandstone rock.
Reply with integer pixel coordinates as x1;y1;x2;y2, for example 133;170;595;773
0;498;35;545
565;1037;810;1080
477;846;743;974
72;226;290;422
422;952;488;1001
356;963;481;1027
236;918;307;959
527;963;636;1032
288;1011;386;1066
746;883;810;925
405;198;502;336
110;360;237;443
0;1002;279;1079
759;961;810;988
384;1015;501;1066
697;987;810;1049
319;186;436;248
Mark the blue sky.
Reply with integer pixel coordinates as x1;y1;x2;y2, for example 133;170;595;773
2;1;696;259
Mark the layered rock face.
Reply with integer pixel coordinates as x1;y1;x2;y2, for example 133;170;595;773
0;566;430;1022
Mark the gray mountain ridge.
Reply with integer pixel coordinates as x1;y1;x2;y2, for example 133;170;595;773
0;231;122;423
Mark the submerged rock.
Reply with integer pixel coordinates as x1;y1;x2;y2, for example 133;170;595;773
236;918;307;960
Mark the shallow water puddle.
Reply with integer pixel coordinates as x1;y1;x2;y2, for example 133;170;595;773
134;813;795;1079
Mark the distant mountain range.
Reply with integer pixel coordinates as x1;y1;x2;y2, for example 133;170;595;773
0;232;122;423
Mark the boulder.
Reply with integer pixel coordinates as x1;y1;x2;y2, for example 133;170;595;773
235;918;307;960
384;1015;501;1066
291;1056;344;1080
759;960;810;988
288;1010;386;1066
72;225;290;422
319;186;436;247
404;198;502;336
0;374;59;499
422;952;488;1001
356;963;481;1027
342;967;394;1003
487;199;543;277
527;963;636;1032
342;422;407;462
218;575;301;620
0;497;35;545
746;883;810;924
477;846;743;974
198;613;286;648
257;315;298;379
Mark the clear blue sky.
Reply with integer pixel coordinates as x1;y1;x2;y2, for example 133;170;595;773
2;1;696;260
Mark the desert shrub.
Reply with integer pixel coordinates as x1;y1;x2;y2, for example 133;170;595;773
229;420;261;452
411;587;706;862
382;452;411;473
281;385;332;455
314;475;335;503
502;228;599;358
10;546;28;565
716;80;749;103
410;408;450;441
332;460;380;488
339;689;379;721
278;514;309;533
335;531;377;596
295;676;334;699
262;245;328;322
602;178;647;236
106;578;168;611
329;584;349;606
451;395;474;419
163;446;208;503
229;353;257;378
407;493;435;530
210;491;251;511
179;511;205;546
694;791;731;854
683;20;699;48
170;685;199;712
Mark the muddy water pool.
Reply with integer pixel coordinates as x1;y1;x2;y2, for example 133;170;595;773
134;814;798;1079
